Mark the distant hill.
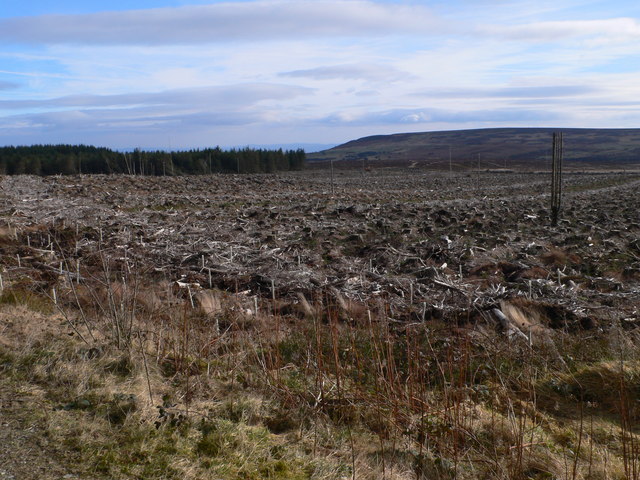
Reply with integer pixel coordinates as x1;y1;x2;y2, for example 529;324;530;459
307;128;640;170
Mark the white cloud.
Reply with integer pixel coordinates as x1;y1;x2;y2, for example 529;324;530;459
481;17;640;42
0;83;313;110
319;106;560;126
0;81;318;147
0;1;442;45
281;63;414;82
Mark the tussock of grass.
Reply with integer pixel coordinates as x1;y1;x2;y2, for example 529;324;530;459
0;287;54;314
538;360;640;416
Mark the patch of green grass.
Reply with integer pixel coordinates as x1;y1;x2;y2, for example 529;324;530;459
0;349;14;371
193;419;312;479
216;398;261;424
0;287;54;314
56;415;188;479
1;346;56;381
104;355;135;377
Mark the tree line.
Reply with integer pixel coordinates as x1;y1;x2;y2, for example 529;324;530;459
0;145;306;175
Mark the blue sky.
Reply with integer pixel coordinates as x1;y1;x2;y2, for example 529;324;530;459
1;0;639;150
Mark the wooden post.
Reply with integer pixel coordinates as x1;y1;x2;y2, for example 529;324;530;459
187;285;195;309
551;132;563;226
330;159;335;195
123;153;132;175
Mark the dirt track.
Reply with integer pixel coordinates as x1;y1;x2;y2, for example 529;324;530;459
0;388;81;480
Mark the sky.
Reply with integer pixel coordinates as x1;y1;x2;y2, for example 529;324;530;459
0;0;639;151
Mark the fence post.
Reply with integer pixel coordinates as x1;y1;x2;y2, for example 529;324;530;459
551;132;563;226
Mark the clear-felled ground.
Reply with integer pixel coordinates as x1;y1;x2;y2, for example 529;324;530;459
2;170;638;328
1;169;640;480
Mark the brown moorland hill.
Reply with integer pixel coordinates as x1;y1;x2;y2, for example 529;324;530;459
308;127;640;170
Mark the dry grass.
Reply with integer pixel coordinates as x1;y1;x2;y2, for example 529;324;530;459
2;294;639;480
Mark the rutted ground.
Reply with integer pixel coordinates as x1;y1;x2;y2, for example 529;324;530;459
1;170;638;327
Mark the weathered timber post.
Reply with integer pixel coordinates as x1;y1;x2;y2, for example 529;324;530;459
330;158;335;195
551;132;563;226
123;153;133;175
